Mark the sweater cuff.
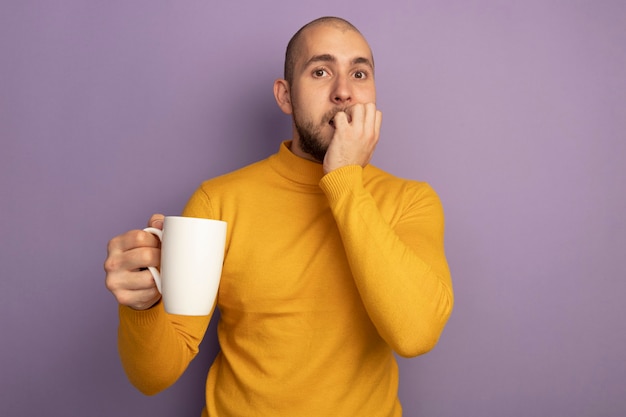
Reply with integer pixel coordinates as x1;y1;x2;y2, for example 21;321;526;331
319;165;363;204
119;302;165;327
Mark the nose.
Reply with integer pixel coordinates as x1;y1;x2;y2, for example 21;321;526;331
331;77;352;104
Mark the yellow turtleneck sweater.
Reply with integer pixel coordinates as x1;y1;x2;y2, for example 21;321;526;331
118;141;453;417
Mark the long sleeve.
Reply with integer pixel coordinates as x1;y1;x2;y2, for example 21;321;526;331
114;142;452;415
319;165;454;357
116;197;219;395
117;298;212;395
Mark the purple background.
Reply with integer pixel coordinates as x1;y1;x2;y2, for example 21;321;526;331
1;1;625;416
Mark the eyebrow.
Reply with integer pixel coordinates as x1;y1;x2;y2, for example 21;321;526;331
304;54;374;70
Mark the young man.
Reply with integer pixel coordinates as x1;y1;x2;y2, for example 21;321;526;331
105;16;453;417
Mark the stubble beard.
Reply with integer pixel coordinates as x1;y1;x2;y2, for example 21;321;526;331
294;121;328;163
292;107;343;163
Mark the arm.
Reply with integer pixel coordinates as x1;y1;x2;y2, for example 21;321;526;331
321;104;453;357
105;214;212;395
117;304;211;395
319;167;453;358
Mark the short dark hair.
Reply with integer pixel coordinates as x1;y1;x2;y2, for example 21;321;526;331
283;16;363;86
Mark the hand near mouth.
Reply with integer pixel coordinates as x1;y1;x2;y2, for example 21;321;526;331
323;103;382;174
329;111;351;127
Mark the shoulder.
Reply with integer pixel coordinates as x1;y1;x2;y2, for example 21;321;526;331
183;157;274;218
198;157;272;193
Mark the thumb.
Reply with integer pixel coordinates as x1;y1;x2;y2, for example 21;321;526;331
148;213;165;230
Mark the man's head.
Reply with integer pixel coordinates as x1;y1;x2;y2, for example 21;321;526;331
274;17;377;162
283;17;368;86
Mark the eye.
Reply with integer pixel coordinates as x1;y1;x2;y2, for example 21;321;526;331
354;70;367;79
313;69;328;77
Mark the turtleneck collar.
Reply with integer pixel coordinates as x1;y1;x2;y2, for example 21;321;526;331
269;141;326;186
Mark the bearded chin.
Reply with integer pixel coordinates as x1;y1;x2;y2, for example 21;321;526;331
294;120;328;163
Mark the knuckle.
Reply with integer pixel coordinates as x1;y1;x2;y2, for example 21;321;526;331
103;255;120;273
135;229;158;247
115;292;133;306
104;270;126;293
104;275;117;292
106;236;122;254
130;229;147;242
138;248;157;267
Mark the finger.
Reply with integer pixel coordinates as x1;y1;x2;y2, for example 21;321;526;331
122;246;161;272
104;243;161;278
148;213;165;229
351;104;366;130
374;109;383;141
107;229;160;256
123;268;159;291
113;286;161;311
106;267;155;291
342;104;363;125
363;103;377;135
105;263;161;307
333;111;350;129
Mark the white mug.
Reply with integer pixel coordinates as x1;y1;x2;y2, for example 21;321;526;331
143;216;227;316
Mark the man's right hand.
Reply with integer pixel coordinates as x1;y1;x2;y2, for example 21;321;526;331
104;214;164;310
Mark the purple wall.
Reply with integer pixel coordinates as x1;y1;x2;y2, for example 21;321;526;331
1;1;625;416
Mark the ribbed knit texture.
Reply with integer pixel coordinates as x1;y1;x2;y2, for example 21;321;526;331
118;141;453;417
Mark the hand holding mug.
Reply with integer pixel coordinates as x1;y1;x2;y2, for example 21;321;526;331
105;215;227;315
104;214;165;311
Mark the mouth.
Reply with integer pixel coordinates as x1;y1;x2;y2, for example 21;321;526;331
327;115;346;128
325;107;351;129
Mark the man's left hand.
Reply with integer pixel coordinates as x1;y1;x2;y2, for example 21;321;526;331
323;103;382;174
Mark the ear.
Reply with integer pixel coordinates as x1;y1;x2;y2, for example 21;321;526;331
273;79;293;115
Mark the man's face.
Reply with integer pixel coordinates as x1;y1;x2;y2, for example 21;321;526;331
289;24;376;162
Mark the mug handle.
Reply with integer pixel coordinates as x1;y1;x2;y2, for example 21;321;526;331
143;227;163;294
